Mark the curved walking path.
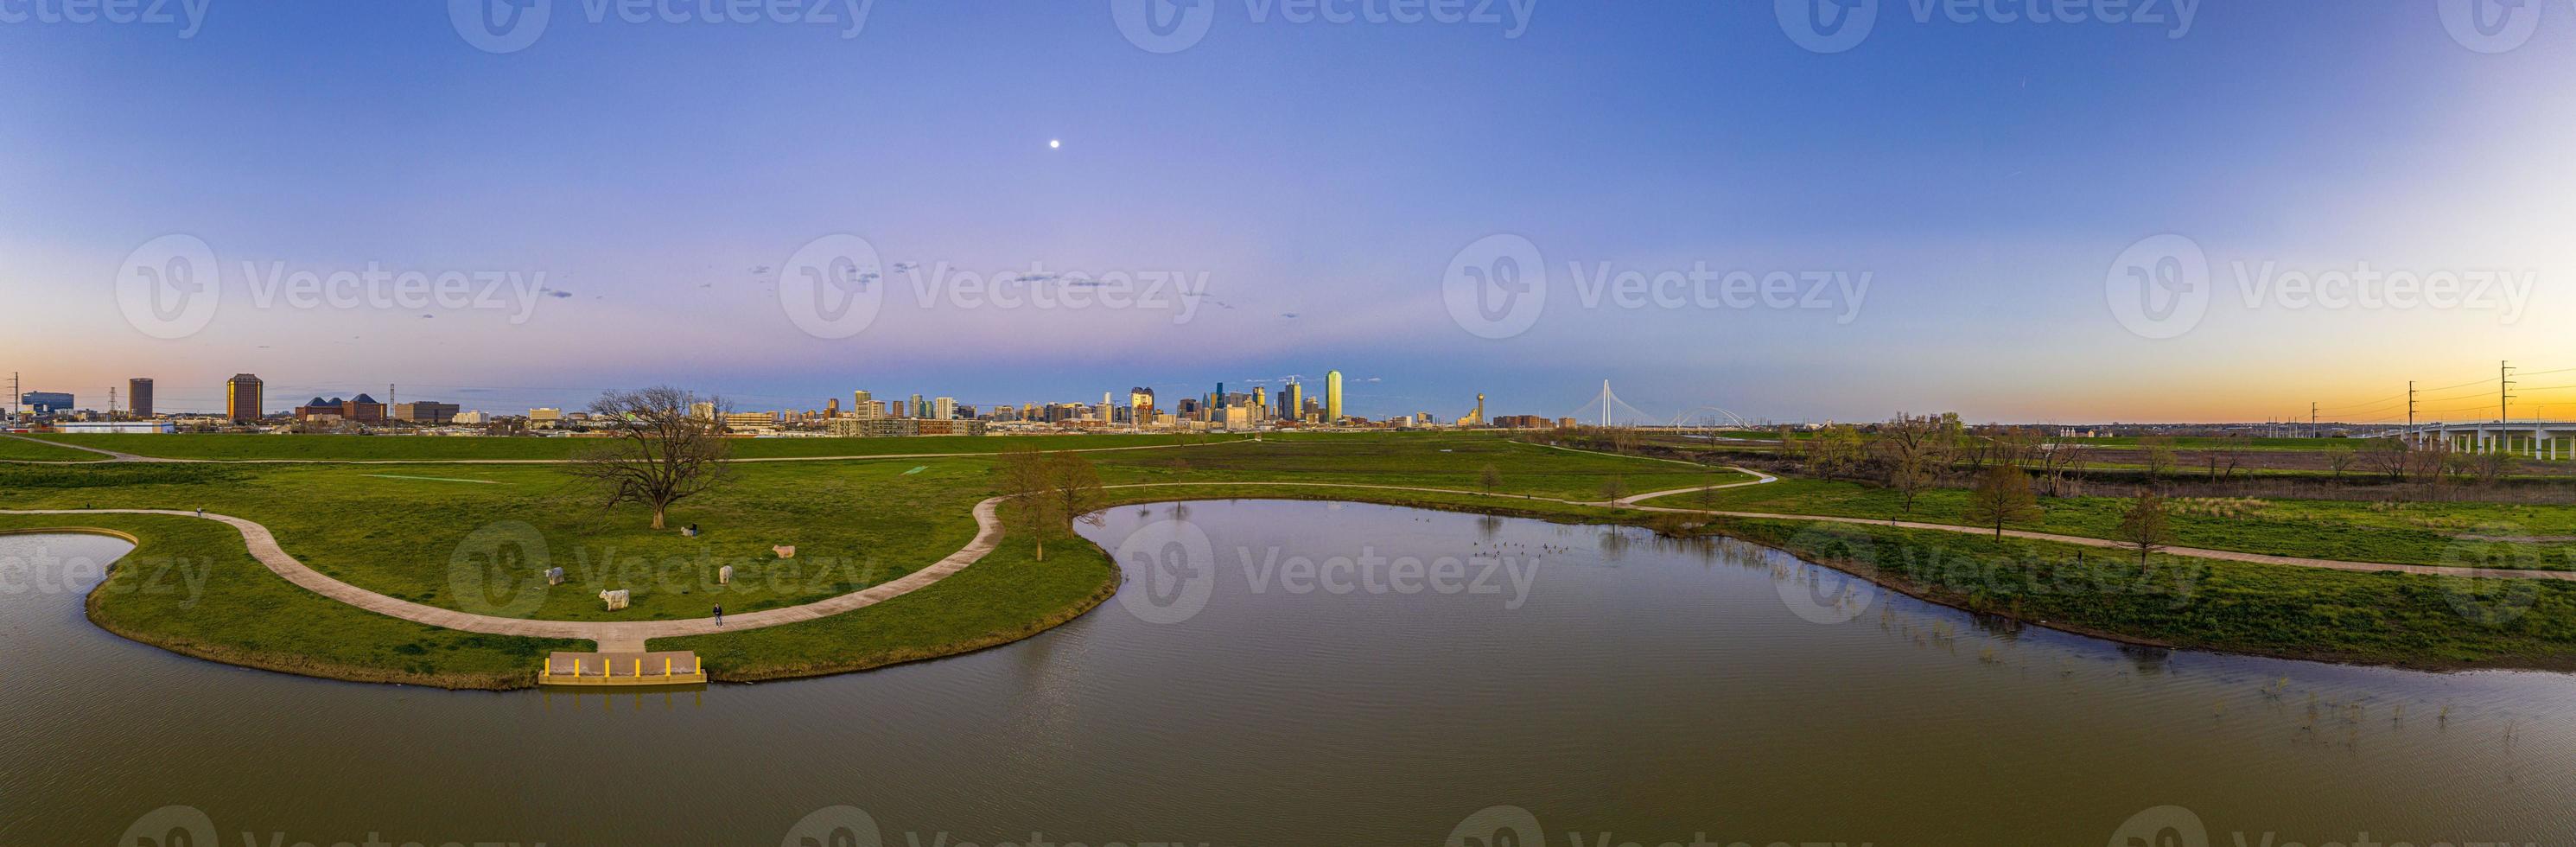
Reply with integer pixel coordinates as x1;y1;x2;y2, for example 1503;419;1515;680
0;500;1006;653
1102;476;2576;582
9;462;2570;658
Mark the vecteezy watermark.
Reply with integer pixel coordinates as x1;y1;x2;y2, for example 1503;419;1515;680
2439;0;2548;54
1775;0;2198;54
121;804;547;847
2435;524;2554;627
0;0;209;37
447;0;874;54
2104;233;2538;339
778;233;1212;340
1111;0;1536;54
2106;804;2545;847
0;542;211;606
114;234;552;340
449;521;900;616
1110;517;1540;625
1445;804;1872;847
1442;233;1870;339
783;804;1210;847
1774;524;1882;625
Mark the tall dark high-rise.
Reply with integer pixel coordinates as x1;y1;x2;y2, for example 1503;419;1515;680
127;378;153;418
225;373;264;424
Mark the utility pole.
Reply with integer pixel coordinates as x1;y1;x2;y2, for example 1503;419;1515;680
2502;360;2516;424
2310;402;2318;438
2407;380;2417;442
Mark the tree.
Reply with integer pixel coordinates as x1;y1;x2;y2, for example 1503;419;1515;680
1808;424;1866;480
2116;489;2171;565
2324;443;2356;481
566;385;732;530
995;446;1107;561
1598;475;1630;502
2138;436;2177;481
1478;463;1503;494
2359;437;2410;482
1962;464;2043;540
1873;413;1943;515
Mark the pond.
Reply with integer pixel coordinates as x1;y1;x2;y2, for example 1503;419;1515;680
3;500;2571;845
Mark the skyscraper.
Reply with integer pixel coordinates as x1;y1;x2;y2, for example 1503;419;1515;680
128;378;154;418
933;397;956;421
1325;370;1343;423
1282;382;1302;422
225;373;263;424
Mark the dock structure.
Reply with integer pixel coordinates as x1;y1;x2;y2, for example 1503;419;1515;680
541;650;707;687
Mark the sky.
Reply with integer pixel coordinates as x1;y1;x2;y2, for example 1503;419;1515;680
4;1;2575;424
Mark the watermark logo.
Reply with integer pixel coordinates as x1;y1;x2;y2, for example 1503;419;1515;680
449;0;552;53
781;805;885;847
1114;0;1535;54
115;234;221;340
2105;233;2210;340
1444;805;1545;847
1441;233;1872;339
2439;0;2545;53
1777;524;1881;625
1778;0;2195;54
779;233;887;340
2106;805;2208;847
1111;0;1217;53
1775;0;1877;54
118;805;218;847
1443;233;1548;340
448;520;552;617
111;235;554;339
448;0;875;54
1115;516;1217;624
2436;525;2547;627
777;234;1212;339
0;0;209;37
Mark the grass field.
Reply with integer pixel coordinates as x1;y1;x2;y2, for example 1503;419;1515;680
13;429;2576;685
1639;476;2576;569
0;435;107;462
21;430;1228;461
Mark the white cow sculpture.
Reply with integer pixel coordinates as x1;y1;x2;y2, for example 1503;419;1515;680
599;589;631;611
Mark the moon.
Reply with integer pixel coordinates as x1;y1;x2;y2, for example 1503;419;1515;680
1048;139;1060;150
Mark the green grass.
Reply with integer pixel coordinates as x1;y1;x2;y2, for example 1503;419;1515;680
23;431;1228;461
1641;476;2576;569
18;427;2576;683
0;515;577;689
0;435;107;462
1721;518;2576;669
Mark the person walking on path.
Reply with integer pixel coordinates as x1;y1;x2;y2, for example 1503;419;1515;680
713;604;724;627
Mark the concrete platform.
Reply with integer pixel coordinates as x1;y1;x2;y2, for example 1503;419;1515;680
542;650;706;687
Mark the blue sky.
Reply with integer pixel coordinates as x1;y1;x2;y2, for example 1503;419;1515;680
5;2;2574;423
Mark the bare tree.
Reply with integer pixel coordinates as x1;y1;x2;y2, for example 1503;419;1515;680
2138;436;2178;482
995;446;1108;561
2116;488;2171;565
1873;413;1943;515
2357;437;2407;481
567;385;733;530
1598;475;1630;502
1478;463;1503;494
2324;443;2357;482
1962;464;2043;540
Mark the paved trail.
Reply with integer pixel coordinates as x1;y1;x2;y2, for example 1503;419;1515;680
10;454;2570;655
0;500;1004;653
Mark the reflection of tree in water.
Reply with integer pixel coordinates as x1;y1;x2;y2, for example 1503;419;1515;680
1477;514;1504;539
1969;613;2025;642
1169;503;1191;520
1597;527;1633;562
2118;643;2172;675
1644;532;1723;564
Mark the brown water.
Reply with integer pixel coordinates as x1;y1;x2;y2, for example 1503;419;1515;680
5;500;2573;845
